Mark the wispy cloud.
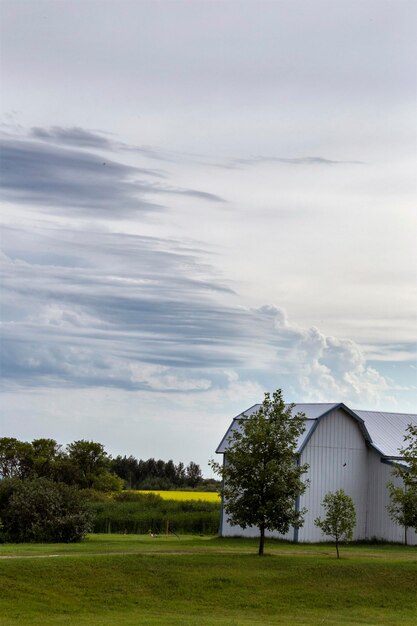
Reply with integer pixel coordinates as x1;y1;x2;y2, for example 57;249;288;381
0;224;401;407
227;155;365;168
0;138;164;215
1;225;239;388
0;131;225;217
29;125;172;162
30;126;112;150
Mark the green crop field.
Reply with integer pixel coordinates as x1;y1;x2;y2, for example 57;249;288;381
1;535;416;625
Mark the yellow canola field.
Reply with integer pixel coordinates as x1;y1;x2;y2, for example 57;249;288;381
135;490;220;503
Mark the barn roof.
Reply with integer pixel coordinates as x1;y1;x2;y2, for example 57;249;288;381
353;410;417;458
215;403;417;458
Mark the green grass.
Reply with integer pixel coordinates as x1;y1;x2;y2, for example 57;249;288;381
1;535;416;625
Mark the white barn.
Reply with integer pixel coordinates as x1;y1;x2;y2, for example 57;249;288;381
216;403;417;545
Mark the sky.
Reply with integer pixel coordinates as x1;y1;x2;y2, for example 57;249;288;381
0;0;416;474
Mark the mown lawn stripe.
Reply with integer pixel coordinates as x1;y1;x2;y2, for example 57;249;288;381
0;537;416;625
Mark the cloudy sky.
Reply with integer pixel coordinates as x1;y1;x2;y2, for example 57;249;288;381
1;0;416;472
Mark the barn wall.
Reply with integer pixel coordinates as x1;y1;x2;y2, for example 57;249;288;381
366;449;417;545
298;408;368;542
221;517;292;540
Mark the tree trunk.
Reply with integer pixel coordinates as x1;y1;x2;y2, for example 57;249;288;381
259;523;265;556
335;539;340;559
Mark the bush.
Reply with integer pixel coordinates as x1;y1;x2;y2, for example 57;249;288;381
113;491;163;506
78;488;111;502
1;478;92;543
88;496;220;535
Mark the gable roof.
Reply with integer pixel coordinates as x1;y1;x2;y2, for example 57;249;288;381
353;410;416;458
216;403;417;458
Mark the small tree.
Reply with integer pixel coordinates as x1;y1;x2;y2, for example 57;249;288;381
387;424;417;544
387;487;417;544
315;489;356;558
210;389;308;556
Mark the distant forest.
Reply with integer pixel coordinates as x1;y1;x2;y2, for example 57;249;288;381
0;437;218;491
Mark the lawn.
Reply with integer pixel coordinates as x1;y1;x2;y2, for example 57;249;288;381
1;535;416;625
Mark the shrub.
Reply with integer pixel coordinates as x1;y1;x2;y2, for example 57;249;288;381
88;496;220;535
1;478;92;543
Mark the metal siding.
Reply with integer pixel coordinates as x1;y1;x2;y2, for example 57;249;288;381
221;519;292;541
298;408;368;542
366;449;417;545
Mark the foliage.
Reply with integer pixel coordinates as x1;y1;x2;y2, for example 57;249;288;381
387;487;417;537
0;436;122;491
1;436;208;492
0;432;214;543
30;438;63;479
0;437;33;479
113;491;164;505
315;489;356;558
66;440;111;489
110;455;204;490
400;424;417;479
185;461;203;487
78;488;112;502
210;388;308;555
388;423;417;541
0;478;92;543
88;492;220;535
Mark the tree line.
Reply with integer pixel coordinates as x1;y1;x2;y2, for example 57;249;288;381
0;437;208;491
110;456;206;490
0;436;213;543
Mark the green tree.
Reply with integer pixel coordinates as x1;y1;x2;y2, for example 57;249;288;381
387;424;417;544
314;489;356;558
185;462;203;488
210;389;308;556
0;438;33;479
0;478;92;543
91;470;124;493
66;440;110;488
30;438;62;479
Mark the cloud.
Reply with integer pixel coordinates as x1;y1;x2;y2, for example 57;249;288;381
0;132;225;217
30;126;112;149
252;306;396;407
29;125;173;162
230;155;364;167
0;225;241;391
0;138;163;215
0;226;400;408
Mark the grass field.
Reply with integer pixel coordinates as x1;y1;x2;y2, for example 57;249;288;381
1;535;416;625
